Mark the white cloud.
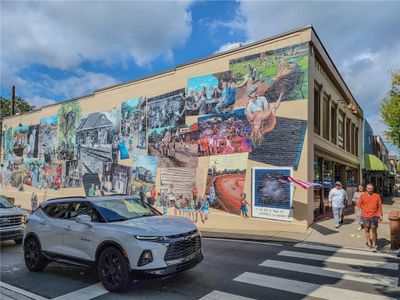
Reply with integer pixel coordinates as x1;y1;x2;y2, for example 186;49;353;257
214;41;245;54
13;70;119;109
27;96;57;109
0;1;192;72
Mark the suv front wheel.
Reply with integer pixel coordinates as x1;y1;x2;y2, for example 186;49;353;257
97;246;130;292
24;236;48;272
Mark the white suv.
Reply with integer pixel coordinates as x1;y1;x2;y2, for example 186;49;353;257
23;196;202;292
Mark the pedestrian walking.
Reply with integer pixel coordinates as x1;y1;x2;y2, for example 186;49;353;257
328;181;347;228
352;184;364;230
357;184;382;252
31;192;38;212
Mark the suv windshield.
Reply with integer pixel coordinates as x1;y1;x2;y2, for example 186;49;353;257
92;198;160;222
0;196;14;208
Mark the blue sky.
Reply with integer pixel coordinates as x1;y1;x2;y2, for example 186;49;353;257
1;1;399;153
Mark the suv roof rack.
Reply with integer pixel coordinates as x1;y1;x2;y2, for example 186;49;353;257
45;196;87;202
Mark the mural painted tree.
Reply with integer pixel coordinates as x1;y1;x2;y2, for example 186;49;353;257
57;101;81;160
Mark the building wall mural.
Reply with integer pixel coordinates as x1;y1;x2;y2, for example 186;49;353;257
1;41;309;223
76;109;120;174
38;115;58;165
27;125;39;159
186;71;236;116
58;101;81;160
121;97;147;159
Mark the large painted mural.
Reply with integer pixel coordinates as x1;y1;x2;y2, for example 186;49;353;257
1;42;309;222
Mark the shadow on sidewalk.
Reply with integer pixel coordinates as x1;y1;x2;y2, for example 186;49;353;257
310;223;338;235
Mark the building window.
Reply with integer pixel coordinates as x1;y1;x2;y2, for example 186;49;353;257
322;95;330;140
330;104;337;144
338;111;345;148
350;123;355;154
314;84;321;134
355;127;359;156
345;118;351;152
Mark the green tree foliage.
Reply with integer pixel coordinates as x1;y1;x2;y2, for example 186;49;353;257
380;70;400;153
0;96;34;151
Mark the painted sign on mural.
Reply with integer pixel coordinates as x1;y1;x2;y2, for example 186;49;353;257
58;101;81;160
38;115;58;165
252;167;293;221
147;89;186;129
206;153;248;215
27;125;39;159
148;123;198;168
120;97;146;159
186;71;237;116
198;108;252;157
76;109;120;174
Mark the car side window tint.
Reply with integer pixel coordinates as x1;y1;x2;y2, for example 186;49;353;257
44;203;69;219
69;202;101;222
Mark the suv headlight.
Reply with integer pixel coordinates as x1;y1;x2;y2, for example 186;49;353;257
134;235;163;241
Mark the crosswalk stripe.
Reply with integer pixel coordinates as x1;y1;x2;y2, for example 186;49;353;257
260;259;399;287
278;250;399;270
234;272;397;300
52;283;107;300
199;290;255;300
295;243;400;259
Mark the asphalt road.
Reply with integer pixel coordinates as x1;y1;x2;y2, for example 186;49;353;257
1;238;399;300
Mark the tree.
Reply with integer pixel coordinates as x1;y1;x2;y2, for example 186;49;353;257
380;70;400;153
0;96;34;151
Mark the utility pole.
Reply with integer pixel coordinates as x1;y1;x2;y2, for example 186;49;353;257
11;84;16;115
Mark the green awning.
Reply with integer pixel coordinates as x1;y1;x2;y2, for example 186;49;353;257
364;154;388;171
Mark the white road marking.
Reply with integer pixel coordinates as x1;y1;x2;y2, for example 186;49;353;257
199;290;255;300
203;238;283;247
0;281;48;300
260;259;399;287
52;283;108;300
295;243;400;259
234;272;397;300
278;250;399;270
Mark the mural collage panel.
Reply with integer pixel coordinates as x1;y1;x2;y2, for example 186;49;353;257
1;42;309;222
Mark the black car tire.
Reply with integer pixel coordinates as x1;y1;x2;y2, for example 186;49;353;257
24;236;48;272
14;238;23;244
98;246;131;292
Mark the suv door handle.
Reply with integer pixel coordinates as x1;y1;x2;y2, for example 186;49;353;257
64;226;71;231
39;220;46;225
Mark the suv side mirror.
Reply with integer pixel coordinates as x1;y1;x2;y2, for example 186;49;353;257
14;204;21;208
75;214;92;227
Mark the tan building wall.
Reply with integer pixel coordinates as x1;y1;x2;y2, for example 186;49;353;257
1;26;362;233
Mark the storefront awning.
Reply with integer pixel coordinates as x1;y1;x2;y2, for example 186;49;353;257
364;154;388;171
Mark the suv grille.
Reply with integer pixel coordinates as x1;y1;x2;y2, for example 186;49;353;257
0;215;23;228
164;230;201;261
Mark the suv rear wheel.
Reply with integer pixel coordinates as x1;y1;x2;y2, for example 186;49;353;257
97;246;130;292
24;236;48;272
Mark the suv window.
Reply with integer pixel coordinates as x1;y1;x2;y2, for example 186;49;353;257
69;202;101;222
44;202;69;219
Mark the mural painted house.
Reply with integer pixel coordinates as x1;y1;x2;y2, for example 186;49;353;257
1;25;364;233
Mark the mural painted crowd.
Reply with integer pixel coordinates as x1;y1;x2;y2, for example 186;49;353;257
1;43;309;222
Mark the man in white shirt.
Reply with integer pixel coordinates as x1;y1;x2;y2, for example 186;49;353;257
328;181;347;228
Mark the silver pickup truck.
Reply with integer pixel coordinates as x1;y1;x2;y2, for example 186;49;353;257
0;195;27;244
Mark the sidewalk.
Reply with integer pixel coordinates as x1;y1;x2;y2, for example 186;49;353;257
202;196;400;253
